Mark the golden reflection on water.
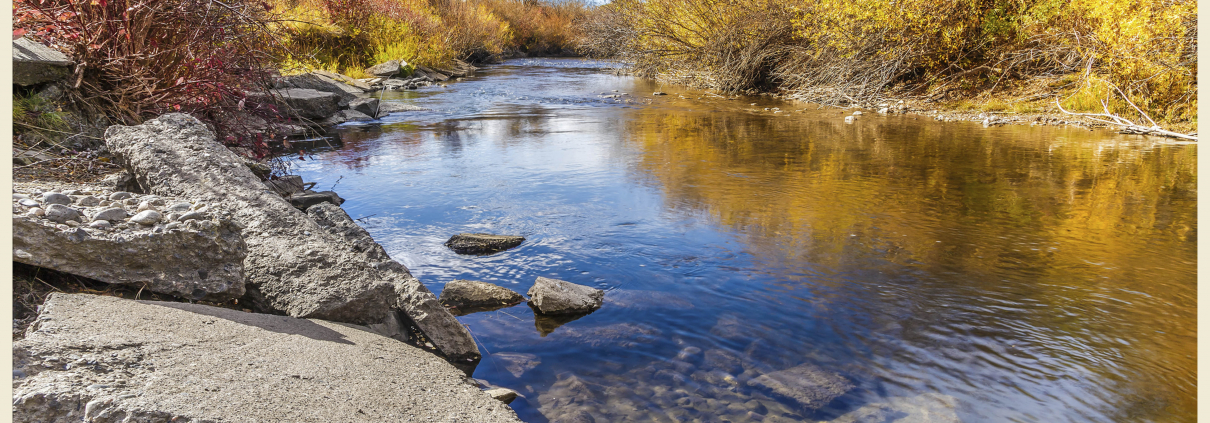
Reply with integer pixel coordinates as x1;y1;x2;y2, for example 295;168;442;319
621;107;1196;421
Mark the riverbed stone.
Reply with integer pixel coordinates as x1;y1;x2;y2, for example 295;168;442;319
13;37;73;86
445;233;526;254
440;279;526;311
288;190;345;210
41;192;71;205
318;109;374;126
273;72;361;107
13;293;521;423
91;207;128;222
747;363;854;410
350;97;381;117
491;352;541;378
527;277;604;315
43;204;81;224
377;102;428;114
109;191;133;201
19;198;39;207
486;388;520;404
129;210;162;225
263;88;341;120
105;113;481;369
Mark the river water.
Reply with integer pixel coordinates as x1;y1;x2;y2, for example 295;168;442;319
290;59;1196;422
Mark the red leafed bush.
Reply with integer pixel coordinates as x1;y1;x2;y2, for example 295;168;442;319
14;0;290;159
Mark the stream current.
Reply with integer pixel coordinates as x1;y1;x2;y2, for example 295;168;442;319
290;58;1196;423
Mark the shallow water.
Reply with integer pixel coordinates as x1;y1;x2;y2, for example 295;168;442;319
290;58;1196;422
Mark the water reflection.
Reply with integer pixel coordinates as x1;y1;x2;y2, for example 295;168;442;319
295;59;1196;423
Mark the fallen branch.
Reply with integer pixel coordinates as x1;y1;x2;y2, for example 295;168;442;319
1054;90;1196;141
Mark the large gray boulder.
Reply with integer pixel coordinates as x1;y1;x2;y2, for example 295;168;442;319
526;277;604;315
267;88;341;120
12;182;245;301
313;69;374;92
13;38;73;86
445;233;526;254
747;363;854;410
439;279;526;312
349;98;380;116
12;293;522;423
104;114;480;368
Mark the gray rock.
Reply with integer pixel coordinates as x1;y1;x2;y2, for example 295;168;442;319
13;149;54;166
349;98;381;117
167;202;193;212
306;202;480;370
445;233;525;254
13;193;29;200
91;207;128;222
13;38;73;86
264;88;341;120
747;363;854;410
109;191;133;201
13;211;245;300
27;207;44;217
87;220;111;230
288;191;345;210
19;199;39;207
41;192;71;205
827;393;960;423
485;388;519;404
312;69;374;92
416;65;450;82
377;102;427;114
43;204;81;224
76;195;101;207
366;59;403;77
13;293;521;423
703;349;744;375
527;277;603;315
318;109;374;126
179;211;207;221
273;72;361;107
440;280;526;311
129;210;162;225
266;175;305;196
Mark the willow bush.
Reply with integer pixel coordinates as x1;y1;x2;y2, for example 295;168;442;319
581;0;1196;127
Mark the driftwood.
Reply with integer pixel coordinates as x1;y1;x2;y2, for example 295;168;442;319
1055;82;1196;141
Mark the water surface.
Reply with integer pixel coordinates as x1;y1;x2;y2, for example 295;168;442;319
291;58;1196;422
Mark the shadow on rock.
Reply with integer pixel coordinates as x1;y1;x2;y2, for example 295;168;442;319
150;301;355;345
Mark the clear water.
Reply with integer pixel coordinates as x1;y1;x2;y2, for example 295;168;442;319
290;58;1197;422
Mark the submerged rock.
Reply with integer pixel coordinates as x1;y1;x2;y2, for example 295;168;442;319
486;388;519;405
747;363;854;411
527;277;604;315
828;393;960;423
445;233;526;254
439;279;526;312
491;352;541;378
13;293;521;423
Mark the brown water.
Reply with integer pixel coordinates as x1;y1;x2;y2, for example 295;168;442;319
293;58;1197;422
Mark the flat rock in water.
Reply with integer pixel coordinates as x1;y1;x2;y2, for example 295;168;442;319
377;102;427;114
747;363;854;410
526;277;603;315
288;191;345;210
445;233;525;254
828;393;960;423
104;114;480;369
349;98;380;117
485;388;519;404
12;293;521;423
491;352;541;378
440;279;526;311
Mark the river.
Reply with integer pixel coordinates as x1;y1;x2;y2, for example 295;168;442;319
290;58;1196;422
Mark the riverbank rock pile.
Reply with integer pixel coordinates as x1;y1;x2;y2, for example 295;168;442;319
360;60;477;91
248;69;437;128
104;114;481;370
12;181;246;301
13;293;522;423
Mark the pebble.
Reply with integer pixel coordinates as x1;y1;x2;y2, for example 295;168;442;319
13;194;29;200
167;202;192;212
179;211;207;221
136;201;156;213
65;220;80;227
19;199;40;207
76;195;101;207
165;222;181;231
109;192;133;201
61;189;80;195
123;198;139;207
92;208;128;222
88;220;112;230
130;210;162;225
27;208;44;217
167;212;182;222
44;204;82;224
